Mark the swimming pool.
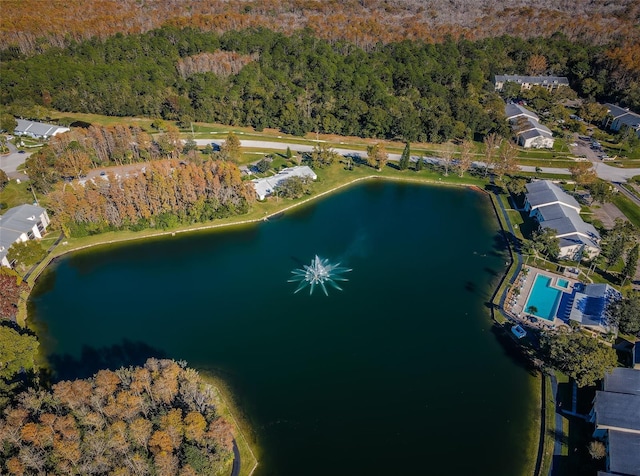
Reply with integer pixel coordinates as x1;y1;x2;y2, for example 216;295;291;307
557;278;570;289
524;275;563;321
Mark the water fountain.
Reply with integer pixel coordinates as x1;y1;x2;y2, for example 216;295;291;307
289;255;352;296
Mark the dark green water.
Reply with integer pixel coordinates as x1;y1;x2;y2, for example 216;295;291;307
30;182;537;476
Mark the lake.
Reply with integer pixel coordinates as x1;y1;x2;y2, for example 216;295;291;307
30;181;538;476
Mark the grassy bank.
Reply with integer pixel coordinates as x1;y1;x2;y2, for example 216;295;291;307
200;371;260;476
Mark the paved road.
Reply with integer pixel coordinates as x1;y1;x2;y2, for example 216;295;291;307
199;139;640;182
614;182;640;207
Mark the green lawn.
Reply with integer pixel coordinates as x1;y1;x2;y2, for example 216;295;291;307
612;193;640;228
199;372;260;476
539;374;556;476
0;181;34;212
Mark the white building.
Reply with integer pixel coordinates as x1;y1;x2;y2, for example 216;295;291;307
524;180;600;260
0;204;50;267
494;75;569;92
14;119;70;139
505;104;554;149
251;166;317;200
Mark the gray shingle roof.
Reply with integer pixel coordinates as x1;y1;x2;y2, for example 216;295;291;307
605;103;637;120
593;391;640;432
15;119;69;138
505;103;538;121
525;181;581;210
538;204;600;240
605;368;640;396
495;75;569;86
519;128;553;141
0;204;47;261
608;430;640;476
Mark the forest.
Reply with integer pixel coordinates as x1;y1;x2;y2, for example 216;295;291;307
0;358;235;476
2;0;638;54
2;27;638;143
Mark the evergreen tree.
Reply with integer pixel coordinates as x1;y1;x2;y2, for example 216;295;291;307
621;243;639;284
415;155;424;172
399;142;410;170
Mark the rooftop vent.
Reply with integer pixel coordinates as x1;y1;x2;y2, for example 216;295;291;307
27;215;35;220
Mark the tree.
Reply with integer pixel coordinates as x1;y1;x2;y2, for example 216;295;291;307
414;155;424;172
366;143;388;171
541;330;618;387
25;149;60;193
494;141;519;181
482;133;502;177
220;132;241;163
456;140;473;177
0;359;234;475
589;180;614;203
604;232;627;271
578;102;609;124
0;169;8;192
439;142;455;176
531;227;560;259
568;162;596;191
182;138;197;154
621;243;639;285
526;54;547;75
588;440;606;460
307;143;339;168
275;176;312;199
0;268;28;320
254;158;271;173
285;146;293;161
0;325;39;405
399;142;410;171
609;291;640;335
7;240;46;269
0;114;17;134
54;150;91;179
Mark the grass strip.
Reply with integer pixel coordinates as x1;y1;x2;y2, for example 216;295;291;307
612;193;640;228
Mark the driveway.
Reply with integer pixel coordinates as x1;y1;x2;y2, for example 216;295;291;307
0;140;31;180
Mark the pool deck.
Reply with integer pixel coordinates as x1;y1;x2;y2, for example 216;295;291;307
506;267;579;328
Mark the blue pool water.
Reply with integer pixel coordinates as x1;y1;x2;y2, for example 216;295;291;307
525;275;562;321
557;278;569;289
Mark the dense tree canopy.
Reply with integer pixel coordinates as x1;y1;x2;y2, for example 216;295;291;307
610;291;640;336
2;27;638;142
0;358;234;475
46;159;253;237
0;324;38;408
541;330;618;387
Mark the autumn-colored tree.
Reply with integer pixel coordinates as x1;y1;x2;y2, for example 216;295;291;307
0;359;235;475
0;268;28;320
220;132;241;163
526;54;548;75
494;141;520;180
456;140;474;177
568;161;597;191
482;133;502;177
366;143;388;170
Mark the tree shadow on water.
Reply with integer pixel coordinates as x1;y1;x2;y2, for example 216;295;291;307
47;339;167;382
490;324;540;376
